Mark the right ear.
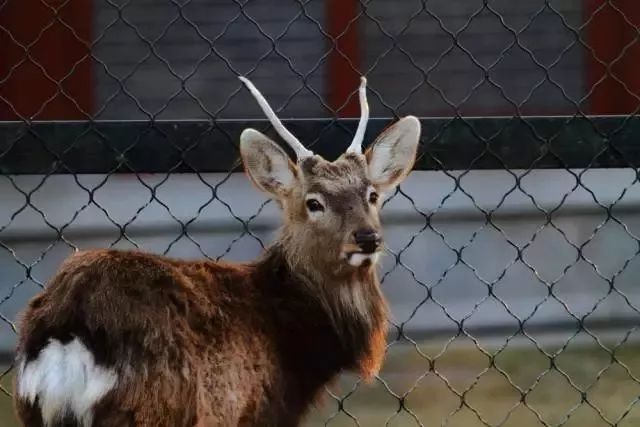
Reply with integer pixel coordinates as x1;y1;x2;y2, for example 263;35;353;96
364;116;420;193
240;128;299;198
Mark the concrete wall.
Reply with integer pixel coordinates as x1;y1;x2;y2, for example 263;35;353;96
92;0;584;119
93;0;328;119
363;0;584;116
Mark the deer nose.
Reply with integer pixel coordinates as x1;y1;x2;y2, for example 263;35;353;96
353;229;381;253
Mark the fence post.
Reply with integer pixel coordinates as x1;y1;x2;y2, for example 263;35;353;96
326;0;361;118
585;0;640;114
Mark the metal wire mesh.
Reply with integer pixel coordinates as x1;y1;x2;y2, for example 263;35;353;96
1;0;640;426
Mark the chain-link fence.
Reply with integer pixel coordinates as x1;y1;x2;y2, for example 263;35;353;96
2;0;640;426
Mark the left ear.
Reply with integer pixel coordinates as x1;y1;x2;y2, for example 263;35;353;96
364;116;420;192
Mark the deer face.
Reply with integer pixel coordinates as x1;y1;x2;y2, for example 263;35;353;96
238;77;420;271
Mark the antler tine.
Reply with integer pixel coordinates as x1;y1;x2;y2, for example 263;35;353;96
239;76;313;161
346;76;369;154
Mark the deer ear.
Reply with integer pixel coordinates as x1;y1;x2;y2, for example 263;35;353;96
365;116;420;192
240;129;298;198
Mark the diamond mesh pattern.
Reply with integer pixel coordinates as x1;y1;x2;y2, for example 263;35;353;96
1;1;640;426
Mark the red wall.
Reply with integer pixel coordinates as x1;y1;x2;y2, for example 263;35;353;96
0;0;93;120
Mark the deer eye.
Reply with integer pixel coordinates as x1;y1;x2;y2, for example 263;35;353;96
306;199;324;212
369;191;379;204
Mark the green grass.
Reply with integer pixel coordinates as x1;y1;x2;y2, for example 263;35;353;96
305;339;640;427
2;339;639;427
0;367;18;427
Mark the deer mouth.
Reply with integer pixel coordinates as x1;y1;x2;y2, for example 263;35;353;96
345;252;380;267
341;243;381;267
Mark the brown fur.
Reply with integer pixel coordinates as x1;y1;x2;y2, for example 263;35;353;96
15;245;386;426
13;115;419;426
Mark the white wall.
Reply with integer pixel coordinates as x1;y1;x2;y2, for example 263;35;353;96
1;168;639;353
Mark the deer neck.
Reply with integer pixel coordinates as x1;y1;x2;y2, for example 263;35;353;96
257;242;388;380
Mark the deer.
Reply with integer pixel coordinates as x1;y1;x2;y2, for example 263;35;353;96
12;75;421;427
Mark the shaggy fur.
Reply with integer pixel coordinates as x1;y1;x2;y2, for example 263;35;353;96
14;245;387;426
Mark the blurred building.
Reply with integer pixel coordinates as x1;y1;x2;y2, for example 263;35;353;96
2;1;639;121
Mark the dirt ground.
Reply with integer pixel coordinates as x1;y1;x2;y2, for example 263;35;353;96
2;339;639;427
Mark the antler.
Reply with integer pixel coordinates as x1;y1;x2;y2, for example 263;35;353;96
345;76;369;154
240;75;369;158
239;76;313;161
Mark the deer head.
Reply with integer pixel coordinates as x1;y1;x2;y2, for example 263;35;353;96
238;76;420;277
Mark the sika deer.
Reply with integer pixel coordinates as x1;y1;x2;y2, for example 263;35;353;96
13;76;421;427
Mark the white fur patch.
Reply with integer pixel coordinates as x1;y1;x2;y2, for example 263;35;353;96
17;338;118;427
348;252;379;267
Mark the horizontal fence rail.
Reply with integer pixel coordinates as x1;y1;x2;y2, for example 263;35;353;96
2;116;640;174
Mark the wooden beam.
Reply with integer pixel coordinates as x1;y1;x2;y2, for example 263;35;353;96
584;0;640;114
326;0;361;118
